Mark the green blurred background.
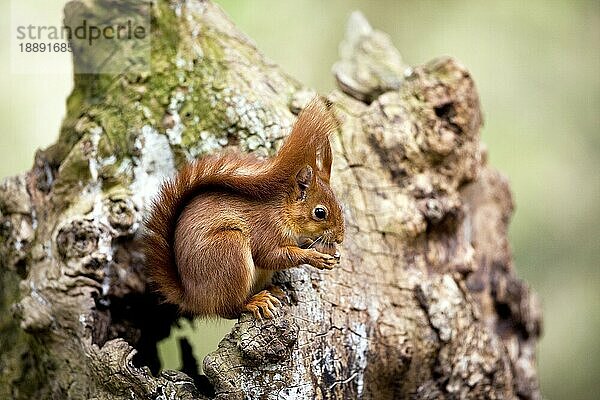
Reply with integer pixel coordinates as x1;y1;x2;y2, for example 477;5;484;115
1;1;598;398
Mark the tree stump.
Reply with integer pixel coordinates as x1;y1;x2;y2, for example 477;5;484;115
0;1;542;399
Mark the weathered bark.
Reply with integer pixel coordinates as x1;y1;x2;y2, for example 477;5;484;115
0;1;542;399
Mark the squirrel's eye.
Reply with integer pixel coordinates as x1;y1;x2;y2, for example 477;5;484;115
312;206;328;220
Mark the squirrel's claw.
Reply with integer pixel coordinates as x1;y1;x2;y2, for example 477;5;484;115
244;289;284;320
247;304;263;320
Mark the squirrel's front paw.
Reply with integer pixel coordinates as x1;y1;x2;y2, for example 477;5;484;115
307;250;339;270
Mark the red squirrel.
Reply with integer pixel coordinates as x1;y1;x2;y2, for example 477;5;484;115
143;98;345;319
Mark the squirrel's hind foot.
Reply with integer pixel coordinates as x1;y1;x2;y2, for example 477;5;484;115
244;289;283;320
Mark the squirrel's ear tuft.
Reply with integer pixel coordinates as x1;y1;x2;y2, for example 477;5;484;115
318;138;333;183
273;96;338;186
296;165;313;199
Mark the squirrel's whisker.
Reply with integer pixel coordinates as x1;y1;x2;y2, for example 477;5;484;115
307;236;323;249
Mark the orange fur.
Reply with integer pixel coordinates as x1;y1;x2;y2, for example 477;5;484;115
142;97;345;318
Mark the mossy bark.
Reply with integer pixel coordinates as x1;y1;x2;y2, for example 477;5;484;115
0;1;542;399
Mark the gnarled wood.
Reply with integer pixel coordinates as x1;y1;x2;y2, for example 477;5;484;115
0;1;541;399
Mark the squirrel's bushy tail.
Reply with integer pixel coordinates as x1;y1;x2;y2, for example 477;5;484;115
143;97;338;307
